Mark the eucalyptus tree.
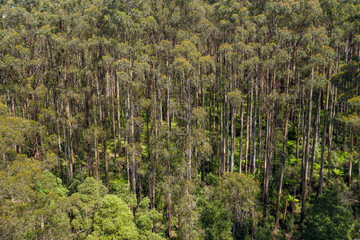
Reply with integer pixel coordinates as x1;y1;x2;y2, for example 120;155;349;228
228;90;243;173
172;40;201;180
1;0;360;238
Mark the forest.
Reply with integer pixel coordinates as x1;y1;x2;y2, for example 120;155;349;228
1;0;360;239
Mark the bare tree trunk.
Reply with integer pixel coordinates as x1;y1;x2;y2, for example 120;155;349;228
131;109;136;193
110;74;117;171
348;134;353;187
239;103;244;174
245;93;250;174
252;83;257;175
292;187;296;216
66;101;74;179
275;110;289;227
301;86;313;217
283;199;288;226
358;152;360;177
263;109;272;218
226;94;230;172
257;110;262;177
130;93;136;193
327;87;336;179
219;97;223;176
309;89;321;193
296;94;302;159
62;102;69;185
103;137;109;189
187;77;192;180
201;87;206;180
230;103;235;173
317;117;327;197
94;99;100;180
116;73;122;159
125;90;130;187
56;106;65;182
318;68;333;196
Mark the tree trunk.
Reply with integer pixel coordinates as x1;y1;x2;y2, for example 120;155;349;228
252;83;257;175
348;135;353;187
317;116;327;197
296;93;302;159
226;94;230;172
327;88;336;179
309;89;321;193
130;95;136;193
239;103;244;174
257;81;263;176
245;93;250;174
103;137;109;189
230;104;235;173
292;187;296;216
187;77;192;180
301;86;313;217
111;90;117;172
275;110;289;227
94;101;100;180
263;108;272;218
116;73;122;159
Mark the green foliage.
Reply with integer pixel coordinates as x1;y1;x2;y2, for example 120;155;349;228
204;172;219;186
303;183;354;240
348;96;360;110
0;159;70;239
42;170;69;197
219;173;261;223
0;103;29;167
284;214;295;232
332;168;345;177
71;177;107;239
198;187;233;240
1;0;360;238
88;194;138;240
228;90;243;108
109;178;137;208
255;225;272;240
199;173;261;240
136;197;165;240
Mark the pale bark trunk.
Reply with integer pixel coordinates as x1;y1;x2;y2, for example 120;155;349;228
239;103;244;174
252;83;257;175
275;110;289;226
309;89;321;193
301;86;313;216
230;104;235;173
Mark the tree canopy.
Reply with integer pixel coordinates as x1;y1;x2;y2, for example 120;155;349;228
1;0;360;239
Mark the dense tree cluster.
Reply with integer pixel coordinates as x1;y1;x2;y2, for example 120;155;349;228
1;0;360;239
